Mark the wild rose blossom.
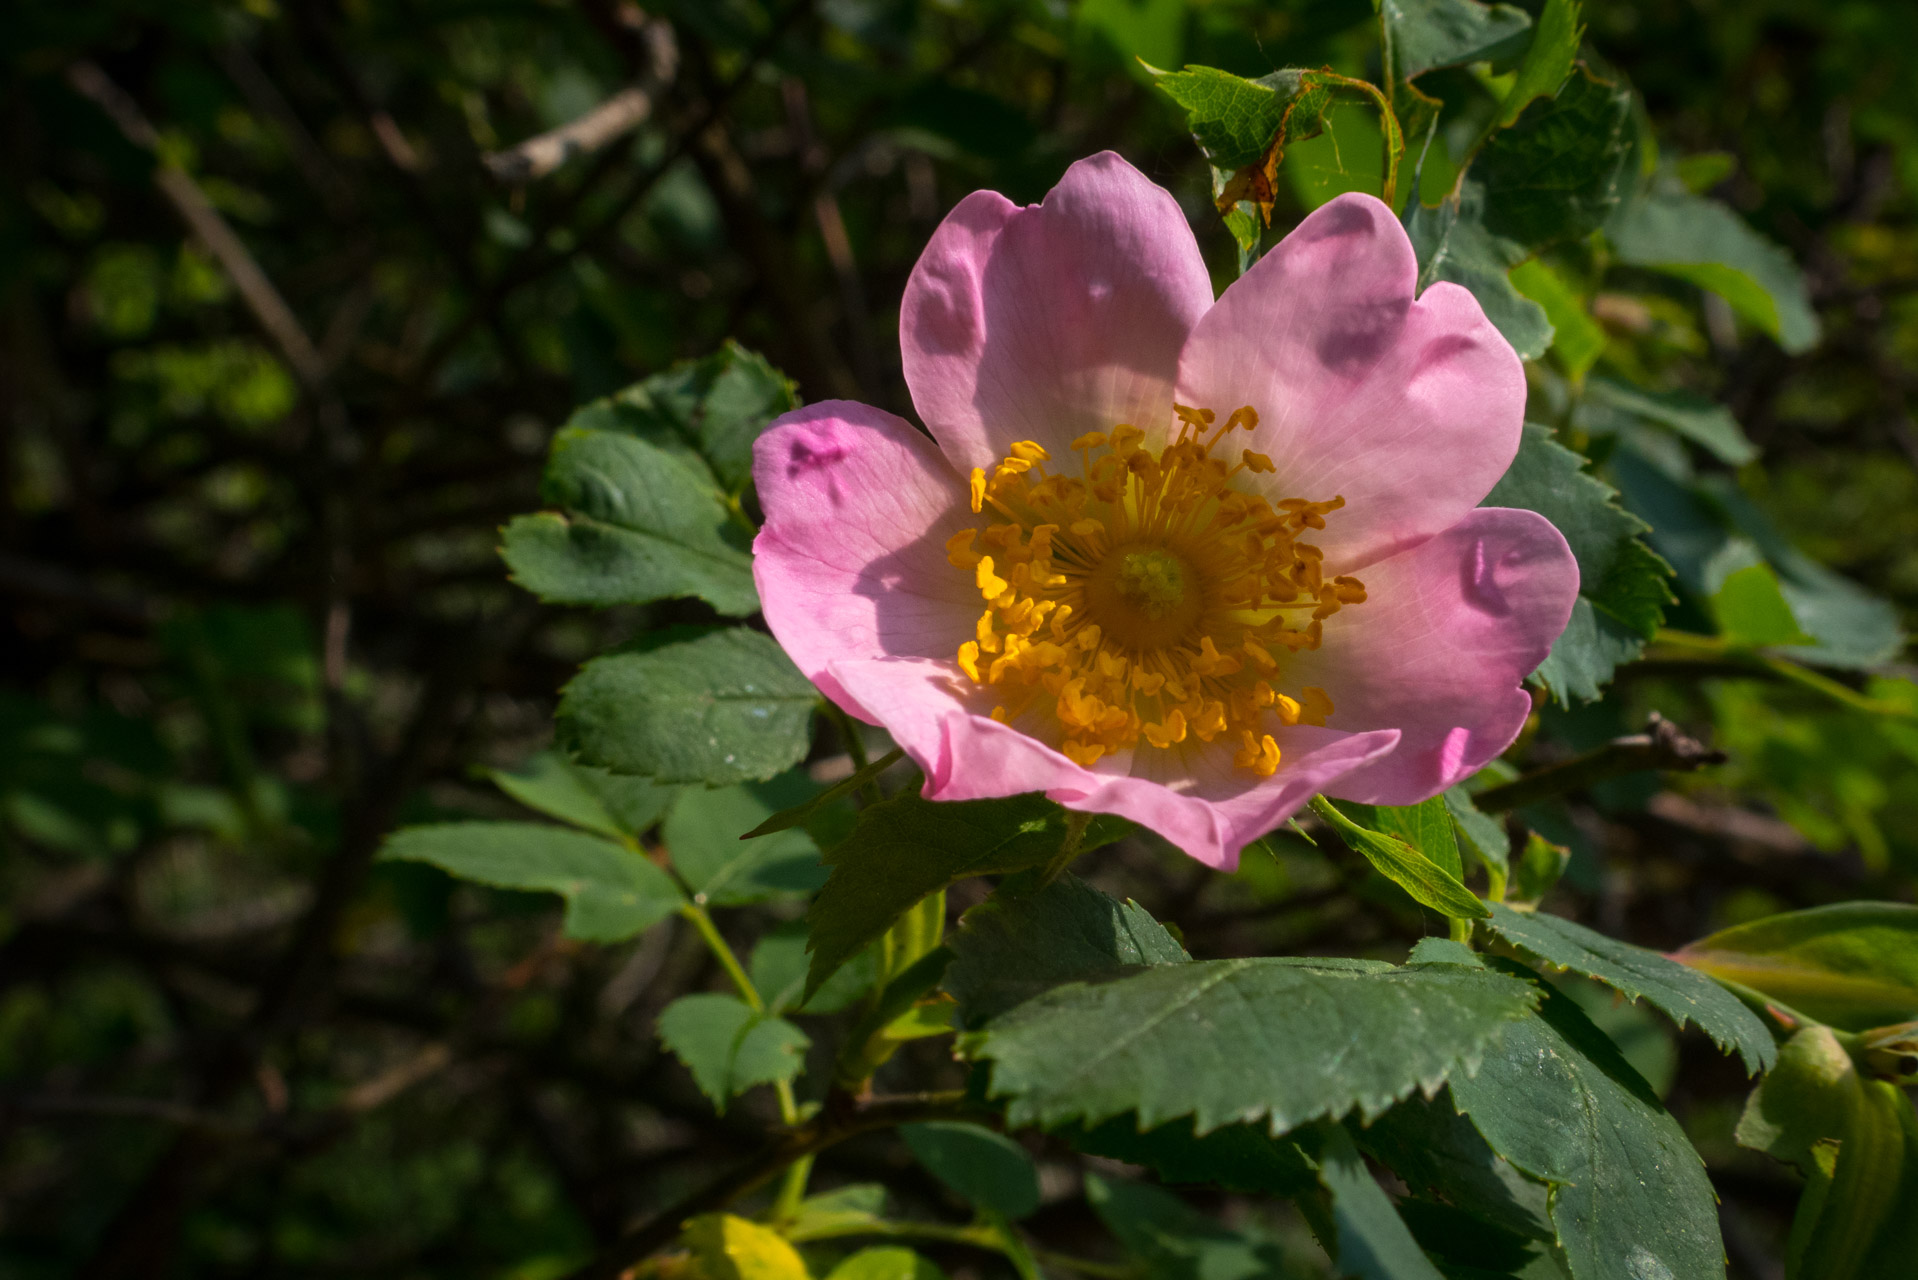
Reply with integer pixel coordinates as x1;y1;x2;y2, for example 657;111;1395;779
751;152;1578;869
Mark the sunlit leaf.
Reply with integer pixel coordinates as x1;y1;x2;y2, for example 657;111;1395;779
657;994;808;1110
559;629;817;786
1675;903;1918;1031
1482;902;1775;1072
379;821;681;942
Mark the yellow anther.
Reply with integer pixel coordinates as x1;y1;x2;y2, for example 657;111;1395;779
1143;709;1187;748
1063;740;1106;767
950;414;1359;777
946;528;982;569
1233;730;1281;777
976;556;1008;599
976;609;1000;653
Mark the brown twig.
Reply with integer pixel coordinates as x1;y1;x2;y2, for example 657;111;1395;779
1475;713;1726;813
65;61;326;391
483;20;678;183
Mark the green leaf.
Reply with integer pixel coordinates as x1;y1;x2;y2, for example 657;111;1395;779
1152;66;1292;171
900;1121;1040;1220
1482;902;1775;1072
824;1249;946;1280
1383;0;1532;83
487;750;677;839
1528;597;1650;706
1085;1174;1290;1280
1608;191;1820;354
683;1213;812;1280
663;779;826;906
559;629;817;786
1355;1091;1555;1245
500;421;758;615
1580;376;1758;467
1405;183;1552;360
805;790;1133;1000
1674;903;1918;1031
1444;958;1726;1280
1474;64;1635;252
1509;257;1605;379
379;821;681;942
1311;798;1488;919
1496;0;1581;126
750;921;872;1015
1444;786;1509;878
1353;797;1463;881
566;340;797;495
742;749;904;839
1511;832;1571;904
967;955;1539;1134
1063;1114;1318;1197
1483;423;1674;704
1154;64;1399;236
1735;1025;1918;1280
1711;562;1816;648
945;872;1188;1027
785;1184;889;1242
1317;1124;1446;1280
656;993;809;1110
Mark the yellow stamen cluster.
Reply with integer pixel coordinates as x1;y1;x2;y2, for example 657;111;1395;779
947;404;1367;777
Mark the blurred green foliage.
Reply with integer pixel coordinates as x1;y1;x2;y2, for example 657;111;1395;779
3;0;1917;1278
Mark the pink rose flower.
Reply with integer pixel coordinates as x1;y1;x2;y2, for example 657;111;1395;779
751;152;1578;869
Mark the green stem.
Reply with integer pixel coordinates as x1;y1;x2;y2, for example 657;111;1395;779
789;1218;1135;1279
680;903;761;1013
770;1153;814;1224
679;902;802;1128
1654;629;1917;719
1447;917;1473;945
1037;810;1095;887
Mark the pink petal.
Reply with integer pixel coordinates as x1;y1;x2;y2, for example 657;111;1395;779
1053;725;1402;870
900;151;1216;474
752;403;980;718
1176;192;1525;575
826;656;1400;871
1287;507;1579;806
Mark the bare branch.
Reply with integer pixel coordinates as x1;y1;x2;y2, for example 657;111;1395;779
483;20;678;184
1475;713;1726;813
65;61;327;391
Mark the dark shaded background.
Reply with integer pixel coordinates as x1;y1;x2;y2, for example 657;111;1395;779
3;1;1915;1276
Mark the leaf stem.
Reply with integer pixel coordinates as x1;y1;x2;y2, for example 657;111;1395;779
678;902;803;1128
560;1091;983;1280
1652;629;1917;719
1037;810;1095;887
680;903;762;1013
